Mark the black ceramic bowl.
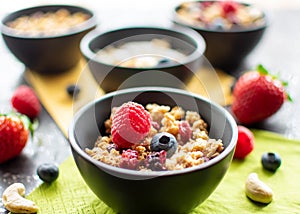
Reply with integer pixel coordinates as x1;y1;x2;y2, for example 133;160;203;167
68;87;238;214
172;0;268;71
1;4;97;74
80;26;206;92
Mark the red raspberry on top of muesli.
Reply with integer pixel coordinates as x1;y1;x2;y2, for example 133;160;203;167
111;101;151;149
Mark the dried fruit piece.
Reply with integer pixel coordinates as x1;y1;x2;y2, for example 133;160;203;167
146;150;167;171
119;149;140;170
111;102;151;149
178;120;192;143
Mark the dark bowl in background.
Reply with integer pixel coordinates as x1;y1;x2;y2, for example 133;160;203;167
172;1;268;71
80;26;206;92
1;4;97;74
68;87;238;214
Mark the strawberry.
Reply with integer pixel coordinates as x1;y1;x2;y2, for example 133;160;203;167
0;113;33;164
11;85;41;119
231;64;291;124
111;102;151;149
234;125;254;159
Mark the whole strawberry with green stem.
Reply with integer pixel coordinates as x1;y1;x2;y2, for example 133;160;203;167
231;64;292;124
0;113;35;164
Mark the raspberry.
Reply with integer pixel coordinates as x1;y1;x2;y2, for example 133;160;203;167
111;102;151;149
11;85;41;119
179;121;192;143
119;149;140;170
200;2;213;9
220;1;238;16
234;125;254;159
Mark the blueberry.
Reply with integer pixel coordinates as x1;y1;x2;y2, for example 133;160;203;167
150;132;177;158
211;18;226;30
37;163;59;183
157;58;173;66
261;152;281;172
66;84;80;97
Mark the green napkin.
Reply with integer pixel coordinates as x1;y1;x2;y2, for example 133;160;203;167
28;130;300;213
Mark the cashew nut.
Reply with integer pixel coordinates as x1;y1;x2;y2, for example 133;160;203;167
245;173;273;204
2;183;39;213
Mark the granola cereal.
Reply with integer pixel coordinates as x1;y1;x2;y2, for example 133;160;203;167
95;39;187;68
176;1;265;31
6;8;91;36
86;102;224;171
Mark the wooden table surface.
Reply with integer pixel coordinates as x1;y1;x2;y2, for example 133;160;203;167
0;1;300;213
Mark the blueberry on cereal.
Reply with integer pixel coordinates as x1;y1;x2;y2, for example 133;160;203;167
150;132;178;158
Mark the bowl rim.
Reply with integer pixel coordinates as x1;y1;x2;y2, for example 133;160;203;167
68;87;238;178
0;4;97;39
80;25;206;70
172;0;269;33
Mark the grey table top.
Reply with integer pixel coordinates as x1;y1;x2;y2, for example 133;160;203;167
0;8;300;213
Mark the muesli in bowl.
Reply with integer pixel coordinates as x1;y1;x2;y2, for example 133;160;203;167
86;101;224;171
80;26;206;92
5;8;91;37
175;0;266;31
172;0;268;70
68;87;238;214
1;4;97;73
94;39;188;69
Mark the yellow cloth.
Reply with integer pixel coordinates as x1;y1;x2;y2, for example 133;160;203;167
25;59;234;137
27;130;300;213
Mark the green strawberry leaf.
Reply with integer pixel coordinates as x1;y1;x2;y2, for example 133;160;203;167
257;64;269;75
287;93;293;102
256;64;293;102
19;114;39;137
281;80;289;87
